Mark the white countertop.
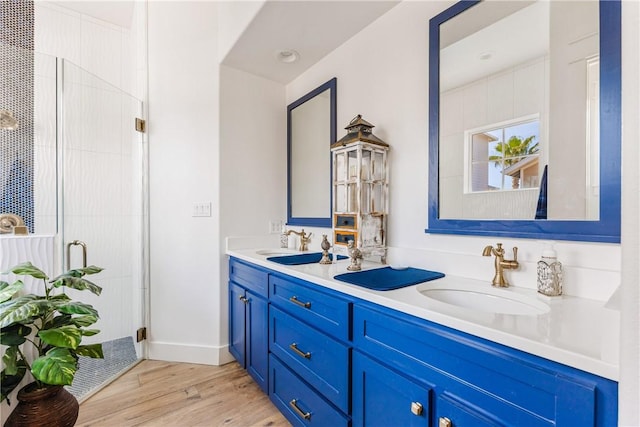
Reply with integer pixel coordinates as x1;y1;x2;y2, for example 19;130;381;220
226;246;620;381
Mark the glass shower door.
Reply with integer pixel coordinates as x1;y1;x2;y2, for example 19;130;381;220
59;59;147;400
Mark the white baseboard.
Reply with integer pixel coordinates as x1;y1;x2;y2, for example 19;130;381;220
147;341;235;366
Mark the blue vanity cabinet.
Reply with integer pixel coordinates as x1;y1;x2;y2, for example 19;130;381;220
226;258;617;426
268;272;352;425
228;258;269;393
353;303;618;427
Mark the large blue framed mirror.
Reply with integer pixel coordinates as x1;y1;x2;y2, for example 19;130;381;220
427;0;620;243
287;78;337;227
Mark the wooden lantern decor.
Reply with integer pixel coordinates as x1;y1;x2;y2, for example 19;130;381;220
331;115;389;263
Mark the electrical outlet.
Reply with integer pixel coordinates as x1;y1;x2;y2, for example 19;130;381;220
269;220;283;234
192;202;212;217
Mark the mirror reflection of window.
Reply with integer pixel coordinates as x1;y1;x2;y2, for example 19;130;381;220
468;118;540;193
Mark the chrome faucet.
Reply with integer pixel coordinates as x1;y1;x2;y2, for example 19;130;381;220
286;229;312;251
482;243;519;287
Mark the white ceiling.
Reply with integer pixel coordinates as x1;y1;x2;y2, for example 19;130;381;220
222;1;400;84
53;0;399;84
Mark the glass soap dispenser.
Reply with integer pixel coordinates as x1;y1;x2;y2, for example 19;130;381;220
280;225;289;249
537;243;563;296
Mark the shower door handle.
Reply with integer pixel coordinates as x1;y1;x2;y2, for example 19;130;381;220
66;240;88;270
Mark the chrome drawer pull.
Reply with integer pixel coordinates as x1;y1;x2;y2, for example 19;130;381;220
289;296;311;309
289;399;311;420
289;343;311;359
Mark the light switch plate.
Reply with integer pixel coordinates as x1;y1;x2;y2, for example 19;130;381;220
269;220;283;234
192;202;212;217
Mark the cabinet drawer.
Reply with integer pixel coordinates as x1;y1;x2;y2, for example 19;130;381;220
269;273;351;341
270;306;350;412
270;354;350;427
229;258;268;297
335;214;357;229
353;351;430;427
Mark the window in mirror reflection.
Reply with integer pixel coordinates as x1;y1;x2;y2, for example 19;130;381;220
468;118;540;193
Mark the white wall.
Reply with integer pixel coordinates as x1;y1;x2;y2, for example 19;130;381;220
219;66;286;240
147;1;225;364
620;0;640;423
219;65;286;348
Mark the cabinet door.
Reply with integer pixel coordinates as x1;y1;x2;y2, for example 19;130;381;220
353;351;431;427
246;288;268;393
229;281;246;367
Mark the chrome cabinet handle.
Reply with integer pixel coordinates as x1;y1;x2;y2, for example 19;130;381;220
289;343;311;359
289;399;311;420
289;296;311;309
238;295;249;304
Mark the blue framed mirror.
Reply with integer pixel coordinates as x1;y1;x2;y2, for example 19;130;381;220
287;78;337;227
427;0;620;243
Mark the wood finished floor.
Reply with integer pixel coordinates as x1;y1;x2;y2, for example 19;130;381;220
76;360;290;427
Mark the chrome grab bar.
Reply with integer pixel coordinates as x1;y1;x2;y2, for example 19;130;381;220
66;240;87;270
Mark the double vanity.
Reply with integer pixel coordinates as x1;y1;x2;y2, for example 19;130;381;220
227;0;622;424
227;244;618;427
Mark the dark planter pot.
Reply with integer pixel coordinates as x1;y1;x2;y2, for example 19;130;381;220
4;383;79;427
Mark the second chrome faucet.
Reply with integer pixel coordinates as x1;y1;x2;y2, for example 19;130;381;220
482;243;519;287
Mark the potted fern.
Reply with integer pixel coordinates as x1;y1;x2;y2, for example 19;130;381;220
0;262;104;427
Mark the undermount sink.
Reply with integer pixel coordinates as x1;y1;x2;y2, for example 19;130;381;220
261;251;348;265
417;282;550;316
255;249;300;256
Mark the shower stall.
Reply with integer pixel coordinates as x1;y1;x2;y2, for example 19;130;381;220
1;45;148;403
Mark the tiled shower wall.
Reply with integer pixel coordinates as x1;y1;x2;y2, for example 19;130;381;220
1;1;34;232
